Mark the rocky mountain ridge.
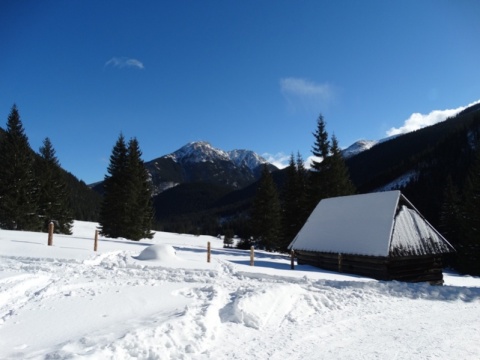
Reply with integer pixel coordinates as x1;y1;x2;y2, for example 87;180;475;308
145;141;277;195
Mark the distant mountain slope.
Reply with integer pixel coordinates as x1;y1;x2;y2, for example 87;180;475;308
341;140;378;158
145;141;277;194
345;102;480;228
158;102;480;237
345;104;480;192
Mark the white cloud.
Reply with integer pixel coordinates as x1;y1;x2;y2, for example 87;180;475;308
105;57;145;70
280;77;335;111
387;99;480;137
262;152;290;169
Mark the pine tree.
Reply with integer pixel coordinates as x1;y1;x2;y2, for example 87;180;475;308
124;138;154;240
281;154;299;250
322;134;356;198
99;134;128;238
308;114;330;210
99;134;154;240
295;152;310;224
311;114;330;169
36;137;73;234
0;105;40;230
281;153;309;250
251;165;282;251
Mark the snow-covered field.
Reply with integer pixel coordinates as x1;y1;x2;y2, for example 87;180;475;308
1;221;479;359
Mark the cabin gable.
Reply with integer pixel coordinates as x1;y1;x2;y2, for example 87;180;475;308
289;191;454;283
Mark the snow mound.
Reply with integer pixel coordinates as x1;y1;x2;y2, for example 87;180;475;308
220;284;301;329
136;244;177;261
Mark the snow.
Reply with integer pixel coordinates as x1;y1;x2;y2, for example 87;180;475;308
290;191;400;256
376;170;418;191
289;191;453;257
165;141;269;170
1;221;480;359
390;206;454;256
341;139;378;158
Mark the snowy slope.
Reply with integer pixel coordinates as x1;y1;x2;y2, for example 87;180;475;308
341;139;378;158
1;221;479;359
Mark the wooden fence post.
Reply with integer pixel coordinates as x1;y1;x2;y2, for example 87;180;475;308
47;222;54;246
338;253;343;273
290;250;295;270
207;241;211;263
94;230;98;252
250;246;254;266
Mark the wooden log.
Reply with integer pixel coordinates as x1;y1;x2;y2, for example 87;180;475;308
48;222;54;246
94;230;98;252
207;241;211;263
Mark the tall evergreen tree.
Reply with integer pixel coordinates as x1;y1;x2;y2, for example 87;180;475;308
322;134;356;198
251;165;282;251
308;114;330;210
295;152;310;224
99;134;154;240
0;105;40;230
281;153;309;250
36;137;73;234
99;134;128;238
281;154;300;250
124;138;154;240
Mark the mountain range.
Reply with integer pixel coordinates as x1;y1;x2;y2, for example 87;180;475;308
87;101;480;237
149;102;480;235
144;141;278;195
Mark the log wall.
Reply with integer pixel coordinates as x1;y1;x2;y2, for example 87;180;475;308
295;250;444;284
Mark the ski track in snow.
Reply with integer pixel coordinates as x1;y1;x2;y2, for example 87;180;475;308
1;248;480;360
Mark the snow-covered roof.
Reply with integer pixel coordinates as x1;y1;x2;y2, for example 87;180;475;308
289;191;454;257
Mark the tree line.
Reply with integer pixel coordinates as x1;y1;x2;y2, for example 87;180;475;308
243;114;355;252
0;104;155;240
0;105;73;233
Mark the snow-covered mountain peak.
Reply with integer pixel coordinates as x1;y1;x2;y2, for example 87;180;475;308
167;141;231;163
166;141;270;171
227;149;269;171
342;140;378;158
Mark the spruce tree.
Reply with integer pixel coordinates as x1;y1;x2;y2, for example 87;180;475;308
308;114;330;210
124;138;154;240
0;105;40;230
99;134;128;238
36;137;73;234
281;154;299;250
99;134;154;240
281;153;309;250
322;134;356;198
295;152;310;225
251;165;282;251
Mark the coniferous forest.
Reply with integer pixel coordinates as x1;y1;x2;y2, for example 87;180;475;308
1;103;480;274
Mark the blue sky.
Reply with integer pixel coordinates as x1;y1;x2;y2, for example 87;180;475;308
1;1;479;184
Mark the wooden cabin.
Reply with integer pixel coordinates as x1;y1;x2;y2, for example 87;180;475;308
288;191;454;284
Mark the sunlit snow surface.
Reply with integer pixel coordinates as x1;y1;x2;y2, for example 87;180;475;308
290;191;453;257
0;221;479;359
